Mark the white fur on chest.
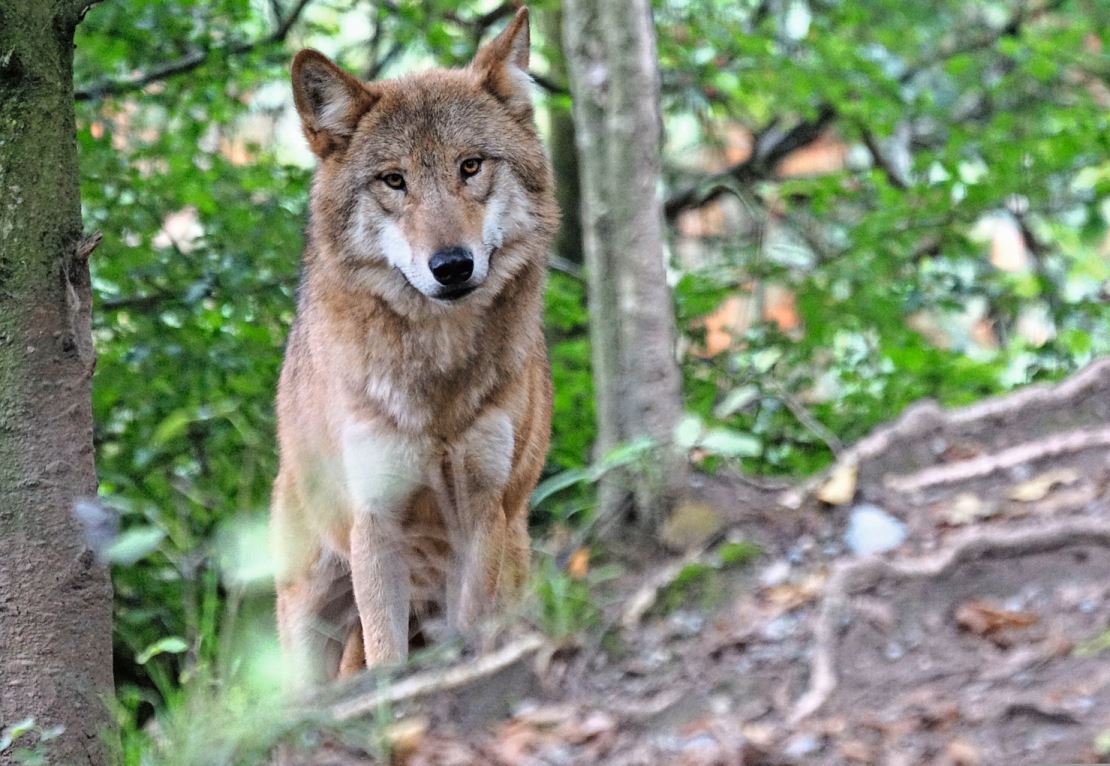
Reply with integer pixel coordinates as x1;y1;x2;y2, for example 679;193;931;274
338;406;516;523
340;422;428;517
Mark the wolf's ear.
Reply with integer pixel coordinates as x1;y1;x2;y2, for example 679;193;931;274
470;7;533;121
291;49;378;157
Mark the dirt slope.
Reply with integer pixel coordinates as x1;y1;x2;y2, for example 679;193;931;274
293;359;1110;766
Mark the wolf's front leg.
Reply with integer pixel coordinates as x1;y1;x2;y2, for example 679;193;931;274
342;425;425;667
449;500;510;631
442;409;518;632
350;512;410;665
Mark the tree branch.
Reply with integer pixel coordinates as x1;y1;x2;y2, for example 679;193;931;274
858;125;908;190
74;0;314;101
529;71;569;96
663;105;836;220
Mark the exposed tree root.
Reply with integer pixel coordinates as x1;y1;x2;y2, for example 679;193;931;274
781;358;1110;508
885;425;1110;494
620;549;707;629
789;517;1110;724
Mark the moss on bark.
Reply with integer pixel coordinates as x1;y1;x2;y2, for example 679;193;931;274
0;2;115;764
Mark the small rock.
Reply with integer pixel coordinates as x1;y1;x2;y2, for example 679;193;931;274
844;503;907;555
661;501;723;551
760;559;791;588
783;732;822;758
681;732;719;754
762;614;798;641
668;610;705;638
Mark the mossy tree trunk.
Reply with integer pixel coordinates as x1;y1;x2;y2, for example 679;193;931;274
562;0;686;532
0;1;114;764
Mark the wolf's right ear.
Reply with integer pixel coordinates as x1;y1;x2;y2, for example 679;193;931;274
291;49;378;158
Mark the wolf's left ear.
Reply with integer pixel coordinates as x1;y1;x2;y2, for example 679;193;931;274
470;6;533;121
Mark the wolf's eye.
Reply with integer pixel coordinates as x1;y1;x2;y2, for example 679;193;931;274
381;172;406;191
460;158;482;179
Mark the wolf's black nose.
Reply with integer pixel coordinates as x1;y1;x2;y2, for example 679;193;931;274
429;247;474;286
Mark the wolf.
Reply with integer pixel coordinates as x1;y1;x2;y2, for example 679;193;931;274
271;6;557;684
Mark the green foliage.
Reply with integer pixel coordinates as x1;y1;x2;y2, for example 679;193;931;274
659;0;1110;475
544;271;596;472
531;559;601;639
655;539;761;615
530;555;621;640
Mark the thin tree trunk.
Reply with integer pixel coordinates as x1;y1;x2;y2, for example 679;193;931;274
0;2;115;764
539;5;582;266
562;0;686;531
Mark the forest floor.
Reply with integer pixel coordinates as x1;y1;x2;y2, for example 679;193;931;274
289;360;1110;766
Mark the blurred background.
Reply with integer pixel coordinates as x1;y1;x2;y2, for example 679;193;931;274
62;0;1110;761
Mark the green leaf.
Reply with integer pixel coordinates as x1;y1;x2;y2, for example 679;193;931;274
597;437;655;470
105;527;166;566
150;409;194;446
674;414;704;451
136;636;189;665
530;468;590;508
713;385;760;419
699;427;761;458
0;718;35;753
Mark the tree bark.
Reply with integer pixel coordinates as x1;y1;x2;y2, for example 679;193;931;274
0;2;115;764
562;0;686;531
539;5;583;266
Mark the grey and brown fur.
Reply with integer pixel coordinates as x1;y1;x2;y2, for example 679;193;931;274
271;7;558;683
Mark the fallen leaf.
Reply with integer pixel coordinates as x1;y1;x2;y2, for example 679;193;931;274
955;599;1039;646
1008;468;1080;502
560;710;616;745
566;547;590;580
943;737;981;766
387;716;428;760
817;461;857;506
838;739;874;763
763;571;828;613
938;492;998;526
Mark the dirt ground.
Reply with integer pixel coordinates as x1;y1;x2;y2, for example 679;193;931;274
293;360;1110;766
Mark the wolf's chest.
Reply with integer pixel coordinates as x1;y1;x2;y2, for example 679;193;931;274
337;406;515;519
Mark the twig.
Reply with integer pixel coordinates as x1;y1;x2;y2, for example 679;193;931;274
548;254;583;280
99;274;295;312
529;71;570;96
366;42;403;80
75;231;103;262
768;384;844;456
858;125;908;190
620;549;706;629
327;632;546;721
75;0;314;101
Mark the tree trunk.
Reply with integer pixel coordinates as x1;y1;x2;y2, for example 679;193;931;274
562;0;686;531
539;5;582;266
0;2;115;764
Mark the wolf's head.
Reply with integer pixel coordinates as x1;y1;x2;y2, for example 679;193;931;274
292;7;557;312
